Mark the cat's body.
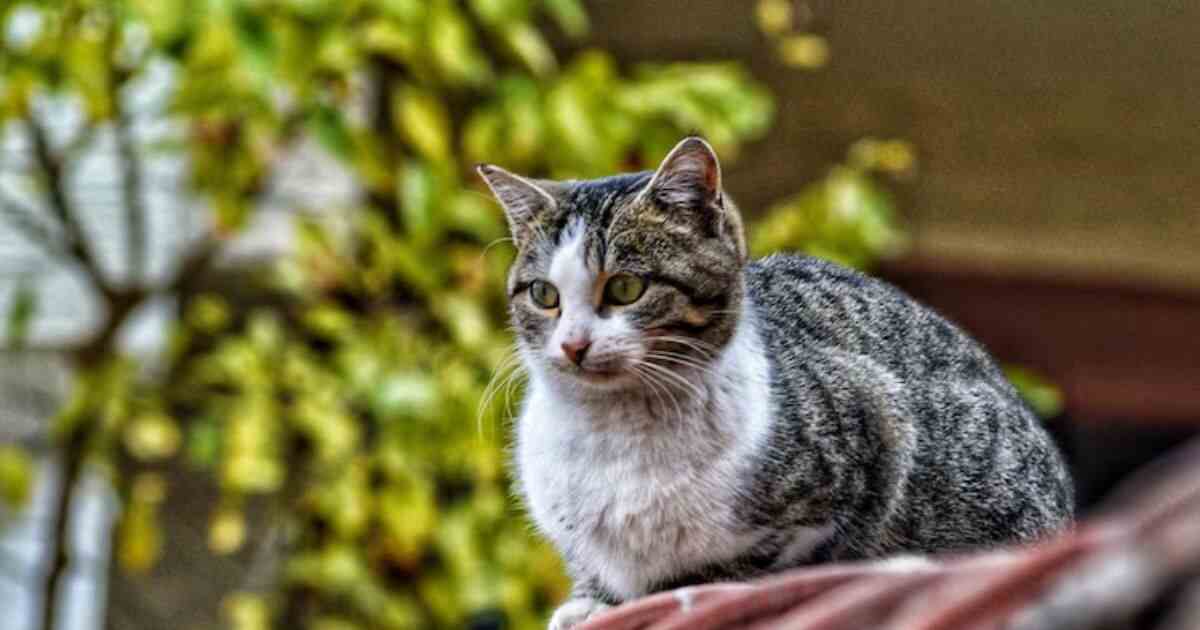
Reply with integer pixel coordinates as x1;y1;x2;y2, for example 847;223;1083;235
478;138;1073;629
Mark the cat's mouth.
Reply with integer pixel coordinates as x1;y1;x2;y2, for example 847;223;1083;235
577;367;623;382
568;364;622;381
556;361;631;386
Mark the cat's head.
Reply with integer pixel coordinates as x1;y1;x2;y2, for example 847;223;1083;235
478;137;748;392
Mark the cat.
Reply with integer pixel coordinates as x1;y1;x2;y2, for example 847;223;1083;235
477;137;1074;629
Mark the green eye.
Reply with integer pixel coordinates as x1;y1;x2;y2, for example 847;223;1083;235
529;280;559;309
603;274;647;306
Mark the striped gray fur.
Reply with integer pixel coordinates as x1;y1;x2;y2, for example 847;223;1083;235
478;138;1073;629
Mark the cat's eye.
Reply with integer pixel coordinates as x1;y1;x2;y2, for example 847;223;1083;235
603;274;647;306
529;280;559;309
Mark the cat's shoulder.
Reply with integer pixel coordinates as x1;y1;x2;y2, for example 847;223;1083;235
745;253;909;303
743;254;940;352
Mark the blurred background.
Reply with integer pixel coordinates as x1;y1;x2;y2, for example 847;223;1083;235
0;1;1196;629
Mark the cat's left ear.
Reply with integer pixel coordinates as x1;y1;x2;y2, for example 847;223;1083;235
644;136;722;210
476;164;557;248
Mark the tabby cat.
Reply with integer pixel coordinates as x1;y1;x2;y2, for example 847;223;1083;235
477;137;1073;629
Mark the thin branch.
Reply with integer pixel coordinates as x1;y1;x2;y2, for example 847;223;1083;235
62;123;99;161
26;114;108;289
0;343;83;356
169;240;221;295
114;104;148;287
108;22;149;289
0;137;67;259
75;287;149;366
39;430;86;630
0;191;66;259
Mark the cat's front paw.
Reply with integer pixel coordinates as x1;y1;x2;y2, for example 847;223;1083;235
871;554;937;573
548;598;611;630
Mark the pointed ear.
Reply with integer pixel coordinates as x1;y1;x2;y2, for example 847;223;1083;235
644;136;722;209
476;164;557;247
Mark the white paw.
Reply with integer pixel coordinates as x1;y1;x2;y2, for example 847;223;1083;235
548;598;611;630
872;553;937;573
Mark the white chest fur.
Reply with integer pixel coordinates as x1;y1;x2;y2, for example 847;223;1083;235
515;314;779;600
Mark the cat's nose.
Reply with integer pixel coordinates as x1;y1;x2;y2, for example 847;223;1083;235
561;340;591;365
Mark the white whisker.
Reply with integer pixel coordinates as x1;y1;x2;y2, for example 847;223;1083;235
629;365;670;421
638;360;704;407
644;351;719;378
635;363;684;422
478;346;527;439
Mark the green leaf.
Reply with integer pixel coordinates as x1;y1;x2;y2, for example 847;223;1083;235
231;6;276;88
0;445;34;508
500;21;556;76
750;166;906;268
316;28;360;74
393;85;452;162
399;159;440;243
436;293;492;351
64;27;113;121
543;0;589;37
379;0;427;22
448;192;505;242
222;592;271;630
188;15;239;68
124;413;183;462
371;371;438;420
186;418;222;468
427;2;493;87
131;0;191;49
462;106;505;167
362;18;420;62
469;0;530;26
5;280;36;350
755;0;793;36
309;105;354;162
1005;366;1066;420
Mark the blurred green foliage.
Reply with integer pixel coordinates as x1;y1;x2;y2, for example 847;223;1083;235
750;137;913;268
755;0;831;69
0;445;34;508
2;1;908;629
1003;366;1066;420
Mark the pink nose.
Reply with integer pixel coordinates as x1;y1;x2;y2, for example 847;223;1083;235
561;340;591;365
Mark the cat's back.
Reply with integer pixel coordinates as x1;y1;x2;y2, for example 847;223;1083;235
745;253;1001;384
743;254;1073;553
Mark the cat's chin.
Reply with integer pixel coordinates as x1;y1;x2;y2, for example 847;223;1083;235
552;364;638;391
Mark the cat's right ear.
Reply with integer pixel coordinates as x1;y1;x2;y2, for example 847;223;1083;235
643;136;722;211
476;164;557;248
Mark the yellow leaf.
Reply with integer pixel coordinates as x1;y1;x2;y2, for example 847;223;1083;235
186;294;231;333
777;34;830;69
124;413;183;462
0;446;34;508
755;0;793;36
209;506;247;555
393;86;451;161
117;502;163;573
222;592;271;630
427;3;493;86
131;472;168;504
502;21;557;76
